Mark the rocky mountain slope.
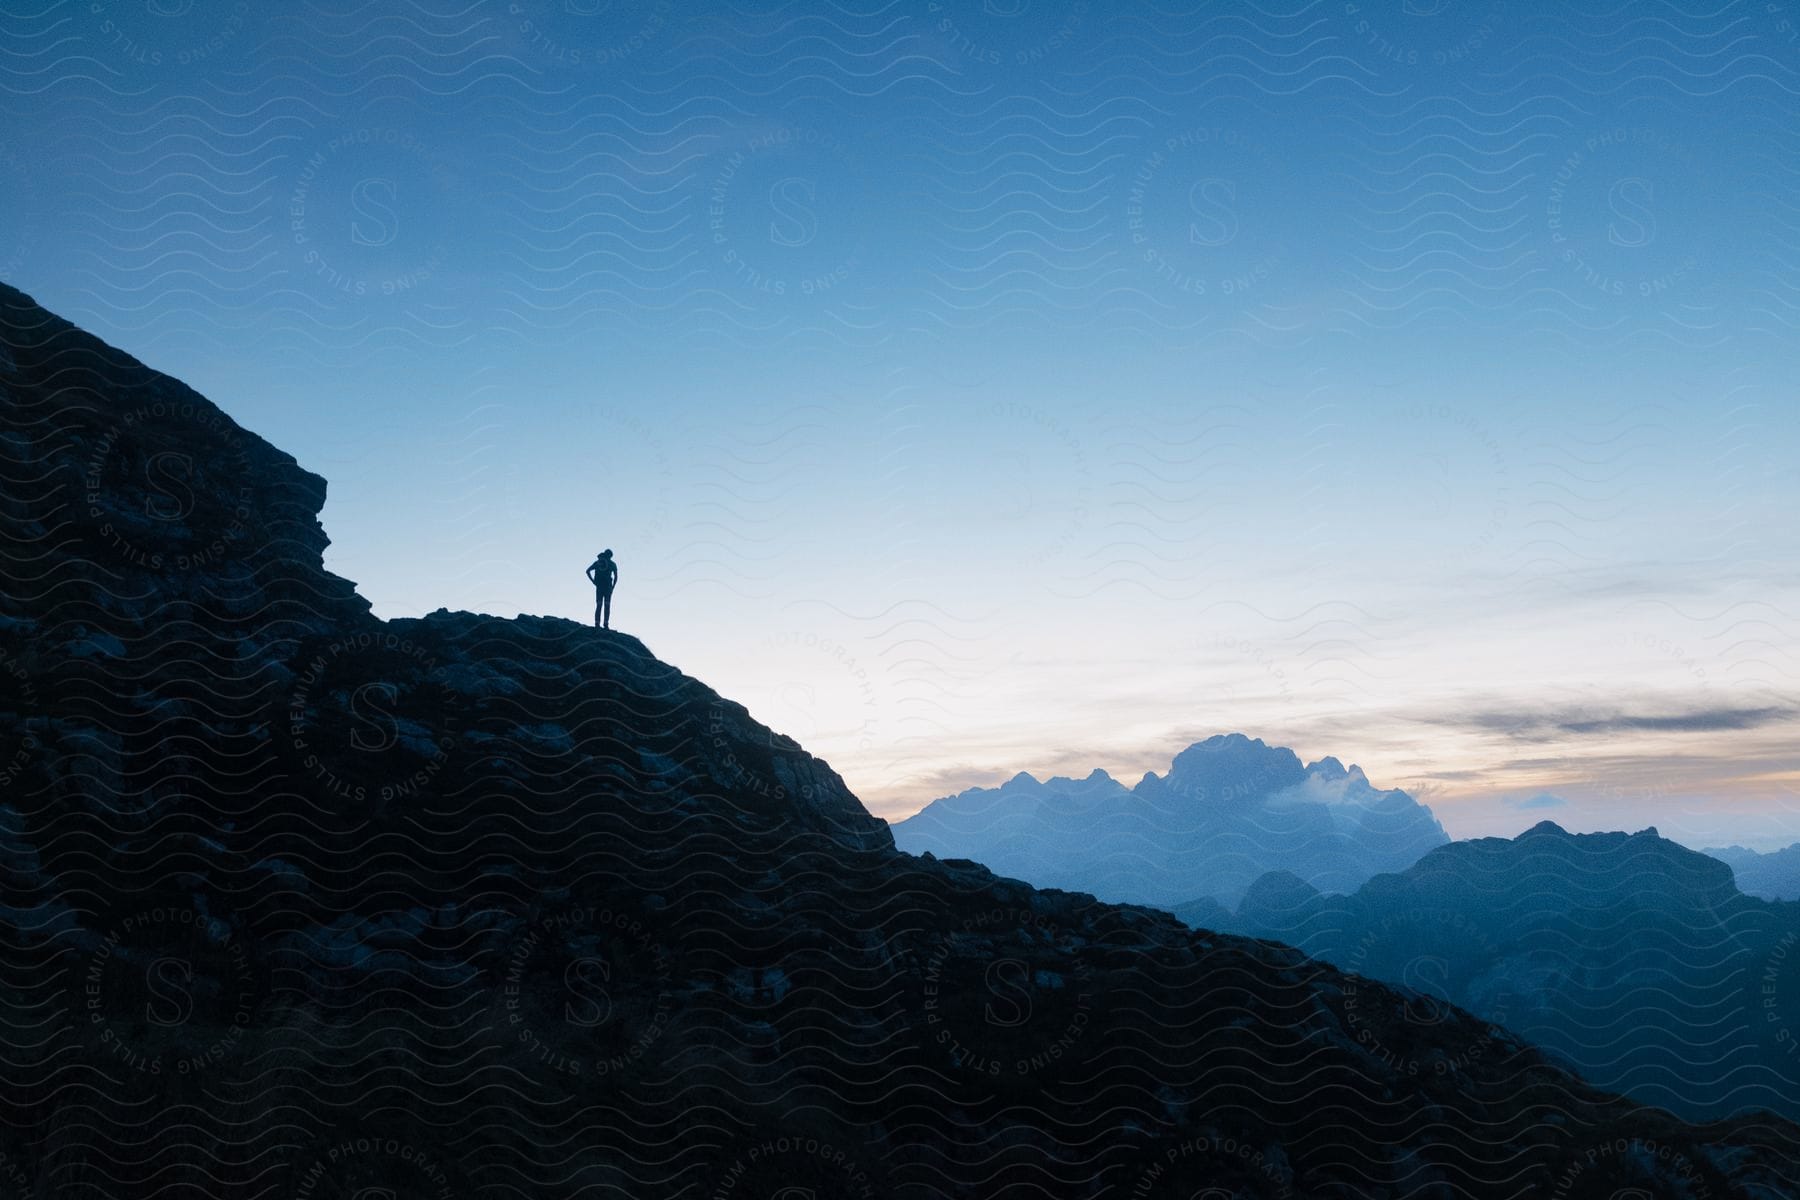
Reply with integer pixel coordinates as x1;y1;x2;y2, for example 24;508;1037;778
1185;820;1800;1125
3;278;1798;1197
893;734;1449;907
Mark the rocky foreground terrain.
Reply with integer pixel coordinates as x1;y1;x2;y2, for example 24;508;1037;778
3;277;1798;1197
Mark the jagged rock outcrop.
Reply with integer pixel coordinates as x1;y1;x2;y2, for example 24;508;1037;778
892;733;1449;906
3;280;1798;1197
1191;820;1800;1124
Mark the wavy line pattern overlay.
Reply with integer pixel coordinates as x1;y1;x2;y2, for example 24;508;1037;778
4;2;1800;1197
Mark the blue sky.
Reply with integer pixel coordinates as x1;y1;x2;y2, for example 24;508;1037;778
4;0;1798;845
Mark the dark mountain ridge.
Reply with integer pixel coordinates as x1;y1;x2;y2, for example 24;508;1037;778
1186;819;1800;1125
3;279;1797;1196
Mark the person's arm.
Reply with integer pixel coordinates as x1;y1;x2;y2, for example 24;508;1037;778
610;563;619;586
586;562;597;585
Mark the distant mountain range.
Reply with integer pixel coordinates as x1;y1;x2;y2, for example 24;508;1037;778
1182;821;1800;1123
892;734;1449;907
1707;842;1800;900
894;740;1800;1123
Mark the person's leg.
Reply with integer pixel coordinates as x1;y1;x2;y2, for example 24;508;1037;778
594;592;603;627
601;590;612;629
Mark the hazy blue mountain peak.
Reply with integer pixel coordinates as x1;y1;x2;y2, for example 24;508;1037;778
1162;733;1307;802
1702;840;1800;900
1237;870;1322;922
893;733;1448;907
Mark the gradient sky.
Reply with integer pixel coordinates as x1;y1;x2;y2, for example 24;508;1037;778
4;0;1798;847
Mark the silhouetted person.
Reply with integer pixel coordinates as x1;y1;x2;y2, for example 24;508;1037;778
586;549;618;629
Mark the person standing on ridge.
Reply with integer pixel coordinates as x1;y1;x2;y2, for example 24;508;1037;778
586;549;618;629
